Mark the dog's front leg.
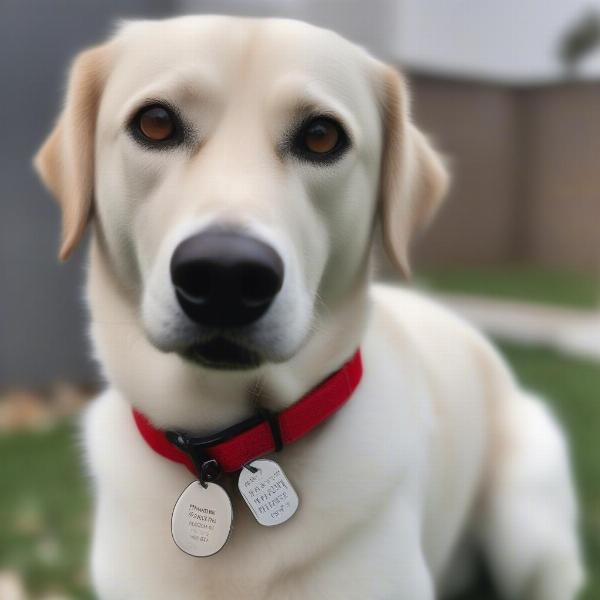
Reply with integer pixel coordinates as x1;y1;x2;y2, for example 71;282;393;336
476;392;584;600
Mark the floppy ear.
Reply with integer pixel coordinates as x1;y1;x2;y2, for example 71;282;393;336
34;45;110;261
377;67;449;276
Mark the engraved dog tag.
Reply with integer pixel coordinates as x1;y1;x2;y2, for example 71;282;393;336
238;459;299;526
171;481;233;557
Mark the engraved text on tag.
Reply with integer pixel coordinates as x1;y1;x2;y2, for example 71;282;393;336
171;481;233;557
238;459;299;526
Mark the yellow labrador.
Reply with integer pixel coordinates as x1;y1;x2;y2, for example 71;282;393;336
35;16;583;600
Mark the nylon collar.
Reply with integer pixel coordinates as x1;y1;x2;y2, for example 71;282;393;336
132;350;362;478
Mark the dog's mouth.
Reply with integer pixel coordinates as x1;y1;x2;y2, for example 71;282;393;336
181;337;263;370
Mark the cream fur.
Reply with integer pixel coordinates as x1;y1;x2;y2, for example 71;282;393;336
35;16;583;600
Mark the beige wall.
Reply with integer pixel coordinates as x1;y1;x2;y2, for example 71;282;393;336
525;84;600;271
410;76;521;267
402;75;600;273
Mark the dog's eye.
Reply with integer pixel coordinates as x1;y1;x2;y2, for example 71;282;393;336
292;117;349;163
129;104;184;147
137;106;175;141
303;119;339;154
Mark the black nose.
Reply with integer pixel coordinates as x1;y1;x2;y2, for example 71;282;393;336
170;231;284;328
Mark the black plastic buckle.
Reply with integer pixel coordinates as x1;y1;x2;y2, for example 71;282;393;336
165;407;284;483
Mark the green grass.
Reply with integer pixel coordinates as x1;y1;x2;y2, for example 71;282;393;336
0;424;93;599
418;266;600;309
0;344;598;598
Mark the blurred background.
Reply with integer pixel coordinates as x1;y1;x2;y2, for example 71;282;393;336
1;1;599;598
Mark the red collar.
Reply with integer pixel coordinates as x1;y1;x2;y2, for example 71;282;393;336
132;350;362;477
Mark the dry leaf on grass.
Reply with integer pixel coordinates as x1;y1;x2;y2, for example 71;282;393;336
0;384;93;433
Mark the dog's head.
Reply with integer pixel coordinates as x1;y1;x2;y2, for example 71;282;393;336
35;16;447;373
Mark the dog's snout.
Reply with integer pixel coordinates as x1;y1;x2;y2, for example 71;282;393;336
170;231;284;327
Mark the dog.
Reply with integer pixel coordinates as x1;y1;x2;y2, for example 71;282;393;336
35;15;584;600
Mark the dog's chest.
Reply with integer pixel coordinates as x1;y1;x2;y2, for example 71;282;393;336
87;366;433;594
86;342;486;598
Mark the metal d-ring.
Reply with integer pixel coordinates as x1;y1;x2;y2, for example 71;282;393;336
198;458;222;488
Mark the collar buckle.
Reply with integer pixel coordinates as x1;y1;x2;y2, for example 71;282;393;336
166;406;284;480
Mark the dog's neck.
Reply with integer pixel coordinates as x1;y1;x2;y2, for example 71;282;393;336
87;238;371;433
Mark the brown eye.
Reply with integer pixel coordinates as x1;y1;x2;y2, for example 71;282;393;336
303;118;340;154
137;105;175;141
291;116;349;163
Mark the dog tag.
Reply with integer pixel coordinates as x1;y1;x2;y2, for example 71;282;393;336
238;459;299;526
171;481;232;557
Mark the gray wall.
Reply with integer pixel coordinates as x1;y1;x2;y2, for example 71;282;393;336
0;1;173;388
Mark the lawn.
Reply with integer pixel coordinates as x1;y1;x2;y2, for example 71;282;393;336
418;265;600;310
0;423;93;599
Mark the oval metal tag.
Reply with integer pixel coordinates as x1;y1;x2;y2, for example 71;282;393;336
238;459;299;526
171;481;232;557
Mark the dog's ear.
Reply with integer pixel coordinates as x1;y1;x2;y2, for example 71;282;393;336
34;45;111;261
376;66;449;276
